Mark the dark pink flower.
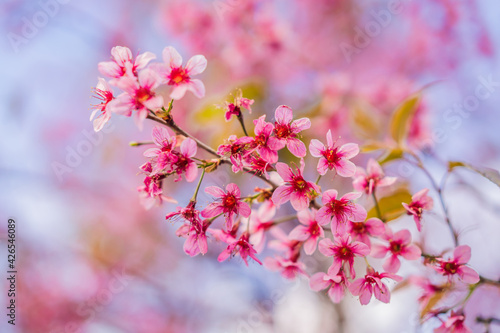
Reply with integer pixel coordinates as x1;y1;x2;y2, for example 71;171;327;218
309;270;349;303
98;46;156;84
272;161;320;211
144;126;178;173
402;188;434;231
217;135;253;173
352;158;396;195
224;89;254;121
137;174;176;210
317;190;367;233
245;154;273;179
166;201;201;224
349;267;403;305
171;138;198;182
90;78;114;132
109;69;164;130
347;218;385;247
309;130;359;177
289;209;324;255
272;105;311;158
152;46;207;100
249;115;283;163
264;256;307;280
218;232;262;266
433;245;480;284
318;234;370;278
434;312;471;333
371;228;421;273
176;218;210;257
201;183;251;230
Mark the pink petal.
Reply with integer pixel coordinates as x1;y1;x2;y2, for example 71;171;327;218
316;207;331;225
98;61;122;78
365;218;385;235
286;138;307;158
290;191;309;211
453;245;471;264
111;46;132;66
326;130;334;147
271;185;293;206
217;248;232;262
303;237;318;255
328;283;345;303
289;225;309;241
135;51;156;70
162;46;183;68
180;138;197;157
138;68;162;90
274;105;293;124
143;147;161;158
309;139;325;157
186;55;207;75
341;192;362;201
152;126;172;146
367;159;383;177
143;95;164;111
352;241;371;257
198;235;208;255
201;203;224;218
184;162;198;182
309;272;331;291
226;183;241;197
402;244;421;260
292;117;311;132
275;163;294;182
383;255;401;273
370;244;389;258
318;238;335;256
393;229;411;244
316;158;329;176
336;159;357;178
339;143;359;159
349;204;367;222
374;283;390;303
348;278;365;296
457;266;480;284
267;136;286;151
297;209;314;225
170;84;189;100
184;234;199;257
238;202;251;218
205;186;226;198
186;79;205;98
321;190;338;205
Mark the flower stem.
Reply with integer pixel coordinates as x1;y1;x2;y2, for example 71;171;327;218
371;191;383;221
237;113;249;137
315;174;322;185
191;168;206;202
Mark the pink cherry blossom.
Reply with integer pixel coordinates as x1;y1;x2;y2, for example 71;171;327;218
434;312;472;333
245;155;273;179
352;158;397;195
309;130;359;177
371;228;422;273
152;46;207;100
268;227;302;262
143;126;178;173
176;218;210;257
349;267;403;305
174;138;198;181
317;190;367;233
249;115;283;163
98;46;156;83
90;78;114;132
217;135;253;173
218;232;262;266
201;183;251;230
318;234;370;278
309;270;349;303
433;245;480;284
224;89;254;121
271;161;320;211
165;200;201;224
410;276;447;312
272;105;311;158
264;256;307;280
402;188;434;231
243;201;276;253
289;209;324;255
108;69;164;130
347;218;385;247
137;174;176;210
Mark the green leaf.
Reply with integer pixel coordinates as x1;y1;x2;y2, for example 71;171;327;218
378;148;404;165
389;94;421;145
367;189;412;222
448;161;500;188
349;102;381;140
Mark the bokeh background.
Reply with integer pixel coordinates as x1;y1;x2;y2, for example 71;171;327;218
1;0;500;332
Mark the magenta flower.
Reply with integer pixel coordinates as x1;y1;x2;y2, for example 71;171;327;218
318;234;370;278
433;245;480;284
152;46;207;100
317;190;367;233
271;161;321;211
272;105;311;158
349;267;403;305
264;256;307;280
347;218;385;247
201;183;251;230
171;138;198;182
90;78;114;132
224;89;254;121
309;270;349;303
249;115;283;163
165;201;201;224
218;232;262;266
245;155;273;179
98;46;156;84
144;126;178;173
352;158;397;195
176;218;210;257
109;69;164;130
371;228;422;273
137;174;176;210
402;188;434;231
217;135;253;173
309;130;359;177
289;209;324;255
434;312;472;333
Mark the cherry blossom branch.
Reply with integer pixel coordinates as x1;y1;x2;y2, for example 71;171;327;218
404;153;458;246
479;276;500;287
476;316;500;327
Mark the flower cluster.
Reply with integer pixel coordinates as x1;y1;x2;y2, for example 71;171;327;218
91;46;488;331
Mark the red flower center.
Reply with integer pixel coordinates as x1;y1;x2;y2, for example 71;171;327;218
443;262;458;274
337;246;353;260
169;67;190;85
274;123;291;139
135;87;153;108
390;241;402;254
351;222;366;234
224;194;237;209
323;148;341;165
